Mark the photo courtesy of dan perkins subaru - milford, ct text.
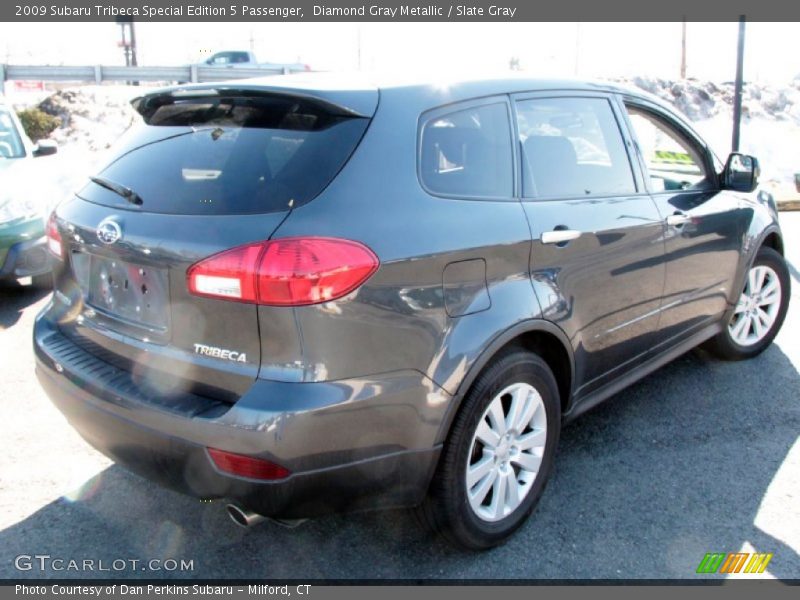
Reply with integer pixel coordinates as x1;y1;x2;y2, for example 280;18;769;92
15;585;311;596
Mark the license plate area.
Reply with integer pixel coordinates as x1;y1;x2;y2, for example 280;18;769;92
72;252;170;333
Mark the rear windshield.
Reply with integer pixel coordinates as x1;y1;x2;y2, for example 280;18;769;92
78;94;369;215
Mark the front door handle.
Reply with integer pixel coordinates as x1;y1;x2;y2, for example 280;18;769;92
666;212;691;227
541;229;582;245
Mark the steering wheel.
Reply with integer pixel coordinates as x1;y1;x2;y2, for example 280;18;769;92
0;141;13;157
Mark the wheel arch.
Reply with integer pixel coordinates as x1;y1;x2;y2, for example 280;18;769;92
723;225;784;323
703;224;789;359
760;229;784;256
434;320;575;445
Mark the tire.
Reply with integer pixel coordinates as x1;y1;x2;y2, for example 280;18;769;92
418;349;560;550
704;246;790;360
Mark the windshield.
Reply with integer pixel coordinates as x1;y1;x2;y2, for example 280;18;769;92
0;108;26;159
78;94;369;215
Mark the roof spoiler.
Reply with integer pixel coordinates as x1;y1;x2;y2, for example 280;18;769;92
131;83;377;121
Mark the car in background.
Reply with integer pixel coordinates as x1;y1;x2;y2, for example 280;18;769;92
197;50;310;73
0;96;58;286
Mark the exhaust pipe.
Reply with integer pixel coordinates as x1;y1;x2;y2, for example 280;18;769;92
226;504;267;528
225;504;308;529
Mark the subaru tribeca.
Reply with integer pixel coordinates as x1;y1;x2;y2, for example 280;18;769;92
34;74;790;549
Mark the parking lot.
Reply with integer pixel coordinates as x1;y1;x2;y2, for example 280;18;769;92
0;213;798;581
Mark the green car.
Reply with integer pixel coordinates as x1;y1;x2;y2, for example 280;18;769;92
0;97;58;285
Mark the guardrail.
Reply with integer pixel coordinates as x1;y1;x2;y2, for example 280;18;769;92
0;64;302;94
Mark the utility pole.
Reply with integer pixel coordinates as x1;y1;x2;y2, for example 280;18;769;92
116;17;137;65
129;20;138;66
680;18;687;79
118;21;130;66
356;24;362;70
732;16;746;152
116;17;138;84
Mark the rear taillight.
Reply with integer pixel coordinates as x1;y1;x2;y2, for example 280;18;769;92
187;237;379;306
46;212;62;258
207;448;290;480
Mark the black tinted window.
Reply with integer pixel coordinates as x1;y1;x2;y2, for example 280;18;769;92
516;97;635;198
420;102;512;198
78;95;368;215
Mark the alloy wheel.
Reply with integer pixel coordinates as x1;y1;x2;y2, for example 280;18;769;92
465;382;548;522
728;264;782;347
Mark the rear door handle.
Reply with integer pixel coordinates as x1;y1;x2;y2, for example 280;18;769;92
541;229;582;245
666;213;691;227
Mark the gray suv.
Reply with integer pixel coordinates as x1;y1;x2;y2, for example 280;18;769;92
34;75;790;549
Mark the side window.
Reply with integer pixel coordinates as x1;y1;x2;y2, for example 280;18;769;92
625;106;710;192
516;97;636;198
420;102;513;198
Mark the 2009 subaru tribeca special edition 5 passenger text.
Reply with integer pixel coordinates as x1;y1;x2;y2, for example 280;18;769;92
34;74;790;549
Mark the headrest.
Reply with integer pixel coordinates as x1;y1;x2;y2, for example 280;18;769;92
523;135;578;167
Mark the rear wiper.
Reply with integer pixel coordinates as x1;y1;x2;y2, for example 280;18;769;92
90;176;143;206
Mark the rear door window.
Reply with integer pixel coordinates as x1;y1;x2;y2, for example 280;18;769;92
515;96;636;198
419;101;513;199
78;94;369;215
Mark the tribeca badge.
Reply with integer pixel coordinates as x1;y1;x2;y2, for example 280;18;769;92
696;552;773;575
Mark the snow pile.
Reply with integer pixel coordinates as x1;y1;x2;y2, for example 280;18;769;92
618;76;800;123
615;77;800;197
36;86;140;152
17;86;144;202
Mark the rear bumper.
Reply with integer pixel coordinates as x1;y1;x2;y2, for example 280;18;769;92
34;312;447;518
0;234;50;279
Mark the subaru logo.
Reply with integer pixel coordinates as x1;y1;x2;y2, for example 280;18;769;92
96;218;122;245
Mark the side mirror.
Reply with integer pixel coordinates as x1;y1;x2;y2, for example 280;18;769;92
33;139;58;157
721;152;759;193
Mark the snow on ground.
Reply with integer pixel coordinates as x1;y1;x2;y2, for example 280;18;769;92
8;78;800;201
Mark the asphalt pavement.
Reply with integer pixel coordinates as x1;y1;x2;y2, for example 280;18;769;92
0;214;798;581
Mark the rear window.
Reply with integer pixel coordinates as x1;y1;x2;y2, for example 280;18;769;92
419;102;513;198
78;94;369;215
